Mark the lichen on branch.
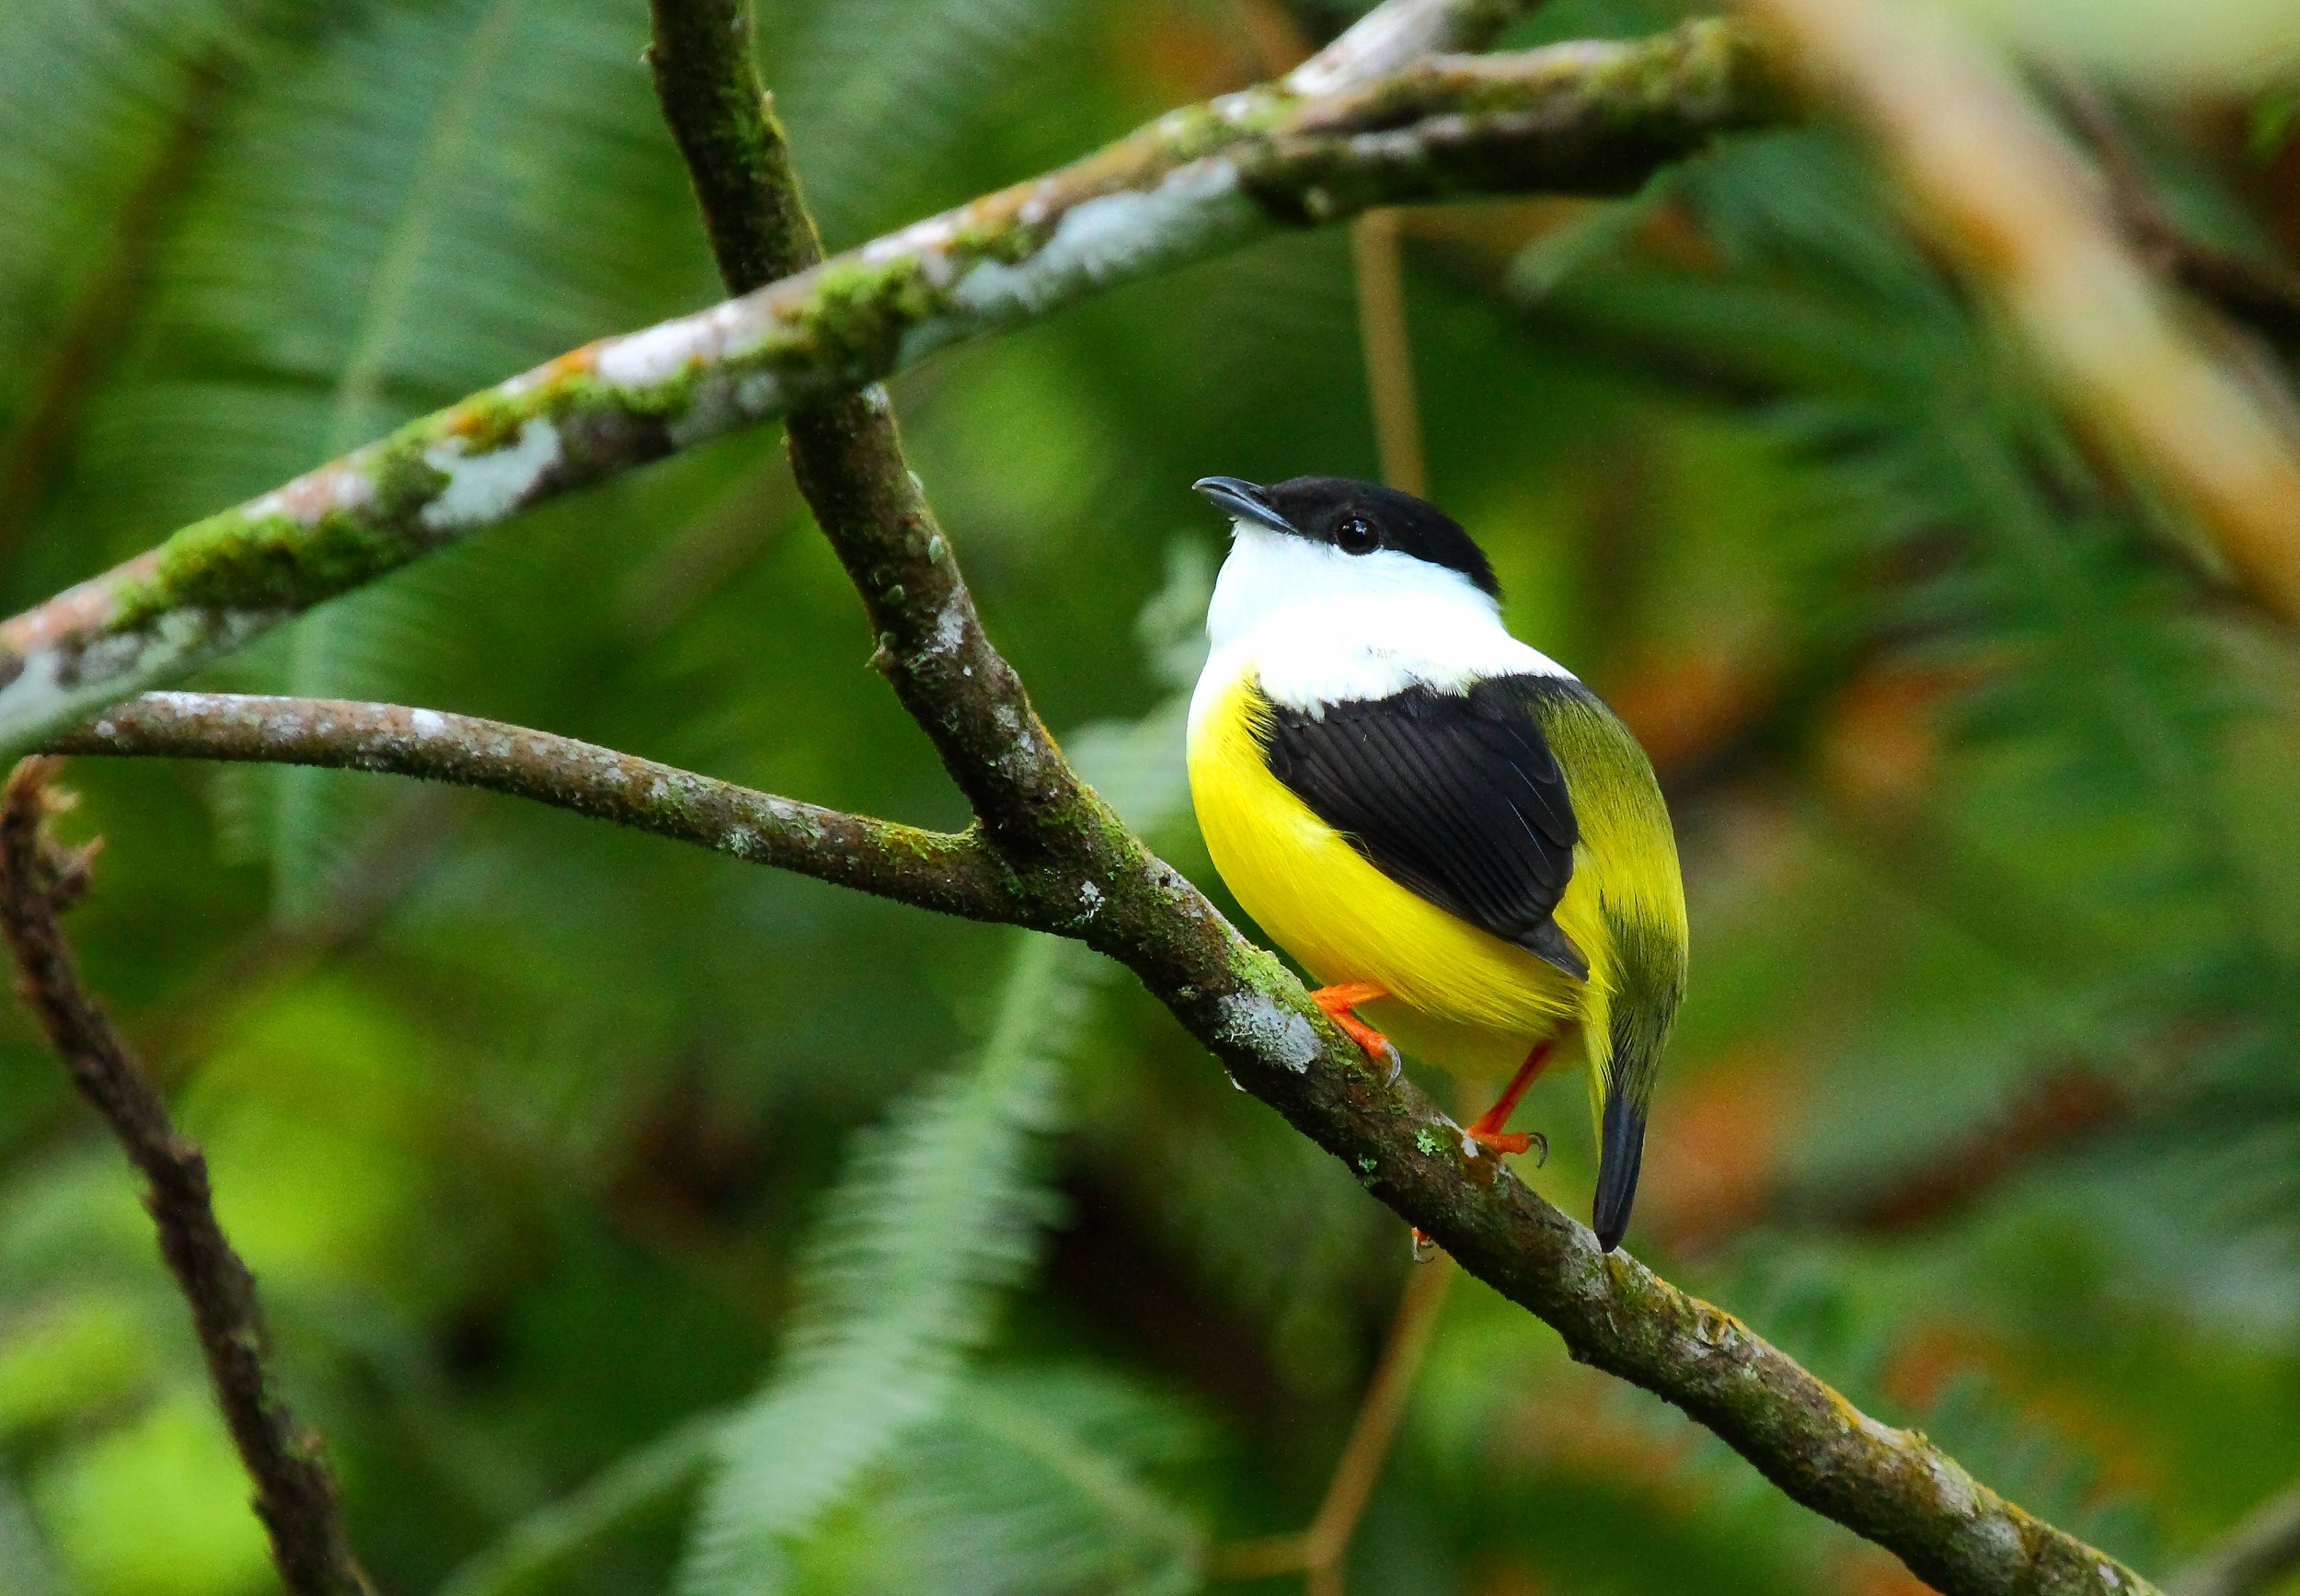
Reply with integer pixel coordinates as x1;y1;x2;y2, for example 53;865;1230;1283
0;19;1777;766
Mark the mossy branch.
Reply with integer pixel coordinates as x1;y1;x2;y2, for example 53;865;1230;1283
0;17;1777;766
45;683;2165;1596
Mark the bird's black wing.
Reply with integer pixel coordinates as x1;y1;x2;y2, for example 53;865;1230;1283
1259;675;1587;979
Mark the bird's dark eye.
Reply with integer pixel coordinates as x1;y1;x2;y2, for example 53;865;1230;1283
1335;516;1379;555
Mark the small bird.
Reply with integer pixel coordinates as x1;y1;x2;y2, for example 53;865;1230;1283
1187;475;1686;1252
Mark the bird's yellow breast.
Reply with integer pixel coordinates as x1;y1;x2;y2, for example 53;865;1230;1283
1187;668;1582;1077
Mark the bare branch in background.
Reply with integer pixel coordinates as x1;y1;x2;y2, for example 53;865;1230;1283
0;760;373;1596
1777;1064;2136;1239
1737;0;2300;623
0;18;1776;764
2052;81;2300;351
1352;209;1430;497
1213;1259;1457;1591
2172;1478;2300;1596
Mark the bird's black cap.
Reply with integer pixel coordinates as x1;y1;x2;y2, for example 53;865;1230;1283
1192;475;1500;598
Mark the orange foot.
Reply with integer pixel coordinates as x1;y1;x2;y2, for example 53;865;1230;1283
1308;981;1401;1080
1463;1040;1556;1160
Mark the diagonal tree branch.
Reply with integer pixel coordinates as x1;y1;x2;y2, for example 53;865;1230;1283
0;18;1777;767
42;674;2169;1596
637;7;2156;1596
0;760;373;1596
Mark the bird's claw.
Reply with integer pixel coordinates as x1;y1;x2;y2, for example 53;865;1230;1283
1378;1037;1402;1084
1466;1126;1547;1164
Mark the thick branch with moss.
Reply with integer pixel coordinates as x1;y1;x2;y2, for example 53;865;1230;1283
0;18;1777;764
641;9;2155;1593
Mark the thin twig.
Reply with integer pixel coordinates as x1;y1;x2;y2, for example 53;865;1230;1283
1233;35;1448;1570
1305;1257;1456;1591
0;759;373;1596
42;692;1020;924
1352;210;1431;498
2171;1478;2300;1596
1206;1263;1458;1589
0;19;1777;764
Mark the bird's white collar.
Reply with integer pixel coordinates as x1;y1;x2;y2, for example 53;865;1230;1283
1196;523;1570;723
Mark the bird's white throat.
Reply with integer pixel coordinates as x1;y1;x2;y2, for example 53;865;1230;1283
1196;522;1570;726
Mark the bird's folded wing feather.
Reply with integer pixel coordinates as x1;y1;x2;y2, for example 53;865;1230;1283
1260;675;1588;979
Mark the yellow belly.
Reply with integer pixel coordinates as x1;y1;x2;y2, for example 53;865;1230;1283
1188;672;1583;1078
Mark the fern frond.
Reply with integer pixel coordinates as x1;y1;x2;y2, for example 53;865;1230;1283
881;1366;1207;1596
679;606;1198;1596
433;1411;725;1596
674;931;1079;1596
46;0;716;914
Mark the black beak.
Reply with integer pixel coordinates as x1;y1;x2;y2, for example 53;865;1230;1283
1192;476;1294;534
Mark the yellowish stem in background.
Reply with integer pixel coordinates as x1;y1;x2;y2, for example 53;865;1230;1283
1352;209;1430;499
1739;0;2300;622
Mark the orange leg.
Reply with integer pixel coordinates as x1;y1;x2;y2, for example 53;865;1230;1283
1463;1039;1556;1158
1308;982;1401;1079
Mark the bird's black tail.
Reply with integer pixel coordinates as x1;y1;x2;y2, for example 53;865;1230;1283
1588;909;1682;1254
1593;1089;1647;1252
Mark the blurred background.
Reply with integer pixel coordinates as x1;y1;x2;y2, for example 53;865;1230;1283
2;0;2299;1592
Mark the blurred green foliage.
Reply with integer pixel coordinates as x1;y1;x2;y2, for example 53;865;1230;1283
2;0;2300;1593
